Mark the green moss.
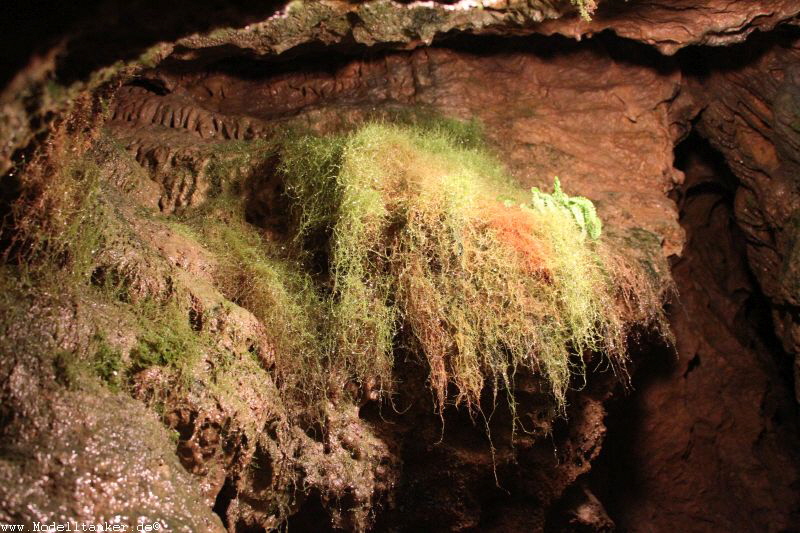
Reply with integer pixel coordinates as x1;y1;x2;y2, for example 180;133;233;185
202;138;275;198
52;350;91;390
279;121;669;417
129;302;204;375
281;122;518;395
285;0;305;15
380;107;486;149
6;130;145;288
26;156;106;279
91;334;123;391
174;143;328;401
571;0;598;21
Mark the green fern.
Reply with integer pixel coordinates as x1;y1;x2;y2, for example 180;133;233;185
529;177;602;240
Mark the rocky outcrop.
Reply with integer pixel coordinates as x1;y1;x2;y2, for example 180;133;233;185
169;0;800;62
0;283;225;532
541;0;800;55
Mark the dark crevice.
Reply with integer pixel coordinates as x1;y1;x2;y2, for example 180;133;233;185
683;353;701;377
675;131;797;396
152;30;678;86
285;489;340;533
212;476;237;529
588;127;800;530
126;77;171;96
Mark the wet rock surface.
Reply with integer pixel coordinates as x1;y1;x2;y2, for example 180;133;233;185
0;290;225;532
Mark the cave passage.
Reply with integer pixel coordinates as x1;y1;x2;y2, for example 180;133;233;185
588;130;800;531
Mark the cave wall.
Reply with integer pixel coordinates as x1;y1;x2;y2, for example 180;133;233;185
110;36;685;255
89;32;800;528
2;2;800;532
104;36;687;531
683;31;800;400
583;30;800;531
590;132;800;532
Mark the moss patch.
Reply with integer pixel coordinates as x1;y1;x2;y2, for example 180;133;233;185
171;143;329;404
130;305;201;372
91;333;124;390
280;122;670;416
572;0;598;21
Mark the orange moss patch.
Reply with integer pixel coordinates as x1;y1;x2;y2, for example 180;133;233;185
479;202;551;277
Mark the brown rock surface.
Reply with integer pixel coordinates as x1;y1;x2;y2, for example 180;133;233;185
590;134;800;532
541;0;800;55
111;38;686;255
686;30;800;399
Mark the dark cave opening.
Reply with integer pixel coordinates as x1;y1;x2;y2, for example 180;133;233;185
213;476;237;529
285;490;343;533
671;128;798;409
585;128;800;530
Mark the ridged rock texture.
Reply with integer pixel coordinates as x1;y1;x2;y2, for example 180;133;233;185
2;1;800;532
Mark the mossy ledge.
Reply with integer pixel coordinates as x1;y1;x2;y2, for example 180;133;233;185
0;101;671;529
280;121;671;417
